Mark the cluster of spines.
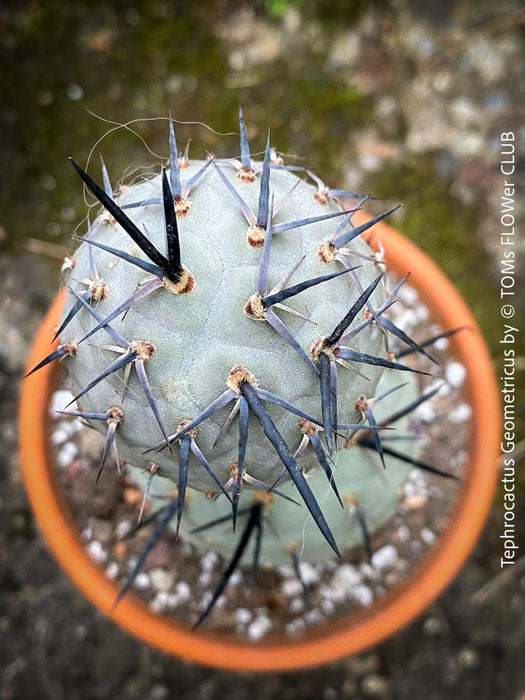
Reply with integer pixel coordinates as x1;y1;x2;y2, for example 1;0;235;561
30;108;465;627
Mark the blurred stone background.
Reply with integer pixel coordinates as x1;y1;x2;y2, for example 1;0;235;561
1;1;524;697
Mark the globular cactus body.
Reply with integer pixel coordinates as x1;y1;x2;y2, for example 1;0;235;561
30;111;457;622
63;161;386;494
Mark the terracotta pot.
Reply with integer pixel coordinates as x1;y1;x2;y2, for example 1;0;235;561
19;214;500;671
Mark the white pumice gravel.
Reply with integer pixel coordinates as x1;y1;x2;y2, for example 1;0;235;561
297;562;320;586
349;584;374;607
235;608;252;625
371;544;398;570
329;563;362;591
86;540;107;564
421;528;436;545
396;525;410;542
197;571;212;588
200;551;219;572
445;360;467;387
56;441;78;468
106;562;119;580
450;403;472;422
290;597;305;614
49;390;75;416
133;572;151;590
423;616;444;635
81;524;93;541
281;578;303;598
149;568;175;592
247;614;273;640
116;519;132;539
174;581;191;603
51;426;72;446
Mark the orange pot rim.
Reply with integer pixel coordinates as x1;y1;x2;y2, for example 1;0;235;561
19;213;501;672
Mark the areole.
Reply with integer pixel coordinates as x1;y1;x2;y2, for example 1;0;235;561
19;212;500;672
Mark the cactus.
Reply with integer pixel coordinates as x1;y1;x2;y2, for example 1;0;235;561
31;109;460;626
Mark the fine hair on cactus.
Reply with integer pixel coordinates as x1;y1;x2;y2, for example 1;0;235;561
32;108;465;629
